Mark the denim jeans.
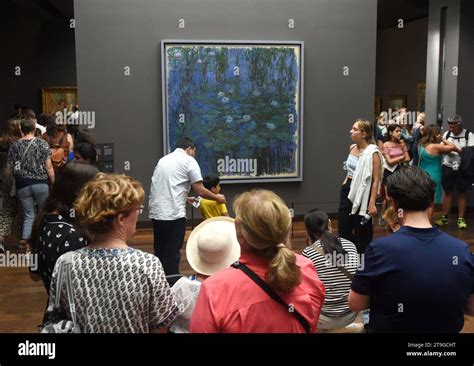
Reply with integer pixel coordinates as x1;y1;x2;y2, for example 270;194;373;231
17;183;49;240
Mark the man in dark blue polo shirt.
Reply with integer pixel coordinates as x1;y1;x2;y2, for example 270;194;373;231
349;166;474;332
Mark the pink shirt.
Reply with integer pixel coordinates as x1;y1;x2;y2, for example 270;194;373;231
382;143;407;159
190;252;325;333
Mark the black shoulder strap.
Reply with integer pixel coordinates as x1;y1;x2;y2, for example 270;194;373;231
59;132;66;146
446;131;451;140
465;130;469;145
231;261;311;333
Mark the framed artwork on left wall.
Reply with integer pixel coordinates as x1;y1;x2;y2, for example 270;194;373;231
41;86;78;114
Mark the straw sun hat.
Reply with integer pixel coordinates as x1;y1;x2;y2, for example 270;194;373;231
186;217;241;276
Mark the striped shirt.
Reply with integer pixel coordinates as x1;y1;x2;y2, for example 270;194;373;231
302;238;359;317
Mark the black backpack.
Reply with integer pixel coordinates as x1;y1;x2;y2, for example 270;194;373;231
446;130;474;182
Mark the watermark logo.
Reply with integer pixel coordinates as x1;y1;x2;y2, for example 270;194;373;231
217;156;257;177
0;251;38;271
378;108;422;126
18;341;55;360
323;251;365;271
55;109;95;129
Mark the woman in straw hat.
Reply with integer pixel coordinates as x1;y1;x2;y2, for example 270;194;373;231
169;216;240;333
190;189;325;333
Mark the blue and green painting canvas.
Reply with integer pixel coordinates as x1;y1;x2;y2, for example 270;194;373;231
163;42;302;182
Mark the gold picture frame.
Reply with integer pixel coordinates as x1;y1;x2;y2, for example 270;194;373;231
389;95;407;111
41;86;78;114
375;96;382;117
416;83;426;112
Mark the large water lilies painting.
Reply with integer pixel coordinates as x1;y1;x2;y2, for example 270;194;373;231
162;40;303;183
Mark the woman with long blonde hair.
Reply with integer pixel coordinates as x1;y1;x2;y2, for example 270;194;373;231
190;189;325;333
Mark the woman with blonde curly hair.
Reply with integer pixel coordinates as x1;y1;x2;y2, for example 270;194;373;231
47;173;179;333
190;189;325;333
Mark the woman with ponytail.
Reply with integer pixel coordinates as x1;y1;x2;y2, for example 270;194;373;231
190;189;325;333
303;209;359;330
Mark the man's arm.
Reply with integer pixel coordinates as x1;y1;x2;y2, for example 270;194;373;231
348;290;370;312
191;181;226;203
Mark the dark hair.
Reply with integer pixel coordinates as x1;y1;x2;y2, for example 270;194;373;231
304;209;346;255
46;121;67;137
30;161;100;252
386;166;435;211
20;119;36;134
22;109;36;120
75;129;96;145
386;123;401;142
74;143;97;163
203;175;220;190
37;113;55;128
176;137;195;150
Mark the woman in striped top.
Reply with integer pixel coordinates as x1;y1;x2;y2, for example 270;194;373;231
302;209;359;330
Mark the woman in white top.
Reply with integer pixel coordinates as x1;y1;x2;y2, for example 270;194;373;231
338;119;383;254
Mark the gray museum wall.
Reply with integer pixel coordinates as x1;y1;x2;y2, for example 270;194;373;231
375;17;428;113
0;1;77;127
73;0;377;219
457;0;474;129
425;0;461;126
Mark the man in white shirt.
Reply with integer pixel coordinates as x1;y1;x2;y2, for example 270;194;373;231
23;109;46;135
149;138;226;275
435;114;474;229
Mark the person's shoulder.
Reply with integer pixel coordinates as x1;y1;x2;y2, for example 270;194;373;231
36;138;50;148
437;231;470;249
368;233;398;250
340;237;358;252
200;267;240;289
133;248;162;262
295;253;317;269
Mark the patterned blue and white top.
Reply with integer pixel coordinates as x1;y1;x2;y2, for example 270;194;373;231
345;154;360;178
49;247;179;333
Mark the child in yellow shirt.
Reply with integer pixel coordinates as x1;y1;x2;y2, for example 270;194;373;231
199;176;229;219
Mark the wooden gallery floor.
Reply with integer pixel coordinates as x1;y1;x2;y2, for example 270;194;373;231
1;218;473;333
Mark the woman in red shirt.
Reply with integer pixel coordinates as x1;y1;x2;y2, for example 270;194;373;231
190;189;325;333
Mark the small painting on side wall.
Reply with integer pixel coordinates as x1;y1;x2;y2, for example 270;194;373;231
416;83;426;112
389;95;407;111
375;96;382;117
41;87;78;114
